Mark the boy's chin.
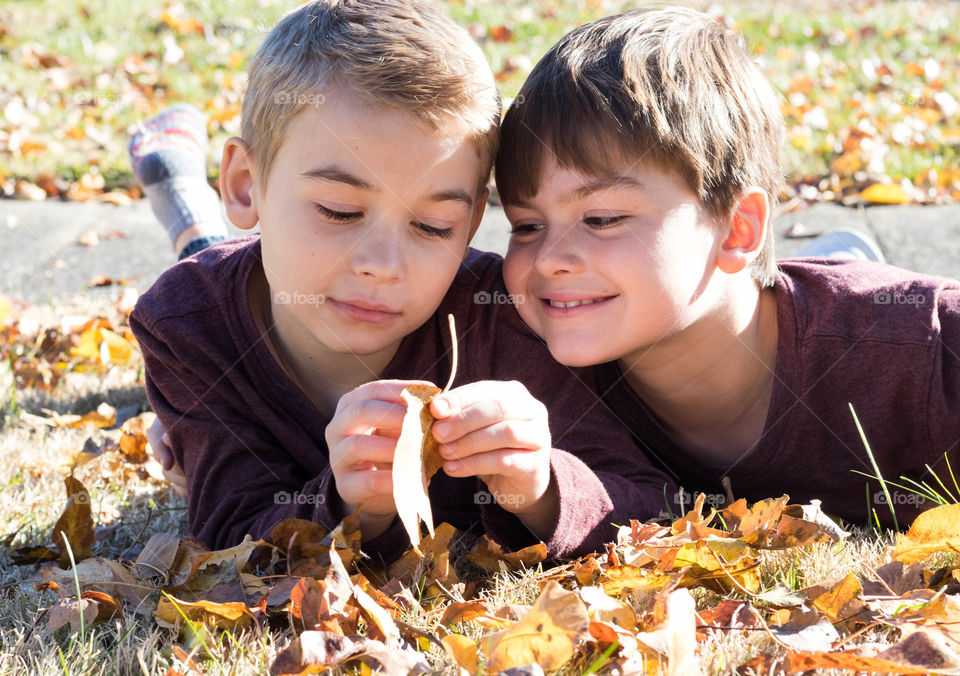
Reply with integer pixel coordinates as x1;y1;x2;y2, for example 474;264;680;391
545;340;612;369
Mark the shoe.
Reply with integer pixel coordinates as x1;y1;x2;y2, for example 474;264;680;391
792;227;886;264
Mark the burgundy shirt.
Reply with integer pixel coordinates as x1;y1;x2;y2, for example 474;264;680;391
596;258;960;528
130;237;675;563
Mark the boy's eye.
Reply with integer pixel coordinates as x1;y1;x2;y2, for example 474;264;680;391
509;222;544;236
315;203;362;221
414;221;454;239
583;215;627;228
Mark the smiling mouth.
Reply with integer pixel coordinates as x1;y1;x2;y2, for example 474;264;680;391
545;296;615;309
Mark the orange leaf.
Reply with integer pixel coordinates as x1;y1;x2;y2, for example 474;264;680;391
118;416;149;463
894;503;960;564
441;634;479;673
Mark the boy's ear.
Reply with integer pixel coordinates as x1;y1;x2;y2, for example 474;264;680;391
464;187;488;255
219;137;260;230
716;188;769;275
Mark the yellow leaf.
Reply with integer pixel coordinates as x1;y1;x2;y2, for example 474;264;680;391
70;327;135;365
894;503;960;564
861;182;911;204
481;581;589;672
155;596;254;632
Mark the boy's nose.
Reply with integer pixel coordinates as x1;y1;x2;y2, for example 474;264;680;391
352;229;406;281
533;228;584;277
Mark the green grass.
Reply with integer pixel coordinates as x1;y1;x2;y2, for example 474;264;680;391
0;0;959;199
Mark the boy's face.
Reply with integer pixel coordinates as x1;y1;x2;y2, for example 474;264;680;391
502;156;726;367
248;91;485;358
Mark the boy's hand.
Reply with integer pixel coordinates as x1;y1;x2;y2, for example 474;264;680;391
326;380;432;540
430;381;558;537
146;417;189;498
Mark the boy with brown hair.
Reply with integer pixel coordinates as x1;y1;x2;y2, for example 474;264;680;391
497;6;960;526
129;0;675;564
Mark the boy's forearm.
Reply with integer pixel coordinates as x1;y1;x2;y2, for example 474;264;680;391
512;476;560;541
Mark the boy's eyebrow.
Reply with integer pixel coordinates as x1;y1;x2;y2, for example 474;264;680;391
300;165;373;190
301;166;473;208
563;176;648;202
427;189;474;208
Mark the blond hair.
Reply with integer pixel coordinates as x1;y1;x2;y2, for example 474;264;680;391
496;7;784;286
242;0;501;192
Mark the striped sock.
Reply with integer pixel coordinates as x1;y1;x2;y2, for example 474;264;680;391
128;104;226;248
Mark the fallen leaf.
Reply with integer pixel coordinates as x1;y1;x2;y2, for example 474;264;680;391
861;182;912;204
52;475;95;566
155;595;254;632
481;581;590;672
118;416;149;463
441;633;479;673
894;503;960;564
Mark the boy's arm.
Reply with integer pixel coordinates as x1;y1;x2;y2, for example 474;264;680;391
130;310;411;560
477;322;679;559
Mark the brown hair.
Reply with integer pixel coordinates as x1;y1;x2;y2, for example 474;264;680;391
242;0;500;193
496;7;784;286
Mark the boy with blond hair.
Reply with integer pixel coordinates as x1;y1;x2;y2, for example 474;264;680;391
130;0;676;564
497;6;960;527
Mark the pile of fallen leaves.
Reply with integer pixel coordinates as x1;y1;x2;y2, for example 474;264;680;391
0;295;139;395
7;482;960;674
4;298;960;674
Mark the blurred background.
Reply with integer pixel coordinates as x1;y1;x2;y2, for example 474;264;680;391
0;0;958;207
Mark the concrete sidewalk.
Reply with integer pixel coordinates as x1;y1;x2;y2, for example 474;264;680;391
0;199;958;304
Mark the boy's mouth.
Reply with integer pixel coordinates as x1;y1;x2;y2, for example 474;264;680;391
330;298;401;324
540;294;617;316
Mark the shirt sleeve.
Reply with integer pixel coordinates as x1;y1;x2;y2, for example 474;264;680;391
130;308;414;562
929;287;960;471
479;311;679;559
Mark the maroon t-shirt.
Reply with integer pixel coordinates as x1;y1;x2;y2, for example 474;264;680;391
596;258;960;528
130;236;676;563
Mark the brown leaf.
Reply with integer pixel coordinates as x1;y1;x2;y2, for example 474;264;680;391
696;599;759;630
481;581;590;673
466;535;547;572
269;631;362;674
36;557;143;607
52;476;95;565
135;531;181;579
392;383;442;553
